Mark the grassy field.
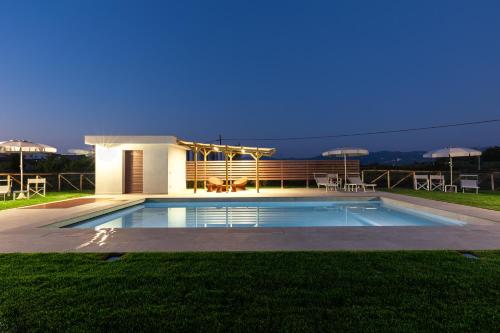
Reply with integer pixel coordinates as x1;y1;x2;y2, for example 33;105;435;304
0;251;499;332
0;191;91;211
386;188;500;211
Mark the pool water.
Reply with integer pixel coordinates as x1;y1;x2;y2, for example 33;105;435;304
67;200;464;229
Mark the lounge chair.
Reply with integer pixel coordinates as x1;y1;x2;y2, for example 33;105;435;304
0;177;11;201
414;174;429;191
313;173;337;192
207;177;224;192
429;175;445;191
231;177;248;192
347;176;376;192
27;178;46;198
460;174;480;194
313;173;330;191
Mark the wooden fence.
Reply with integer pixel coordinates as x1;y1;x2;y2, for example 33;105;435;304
186;160;360;188
0;173;95;192
362;169;500;190
3;166;500;192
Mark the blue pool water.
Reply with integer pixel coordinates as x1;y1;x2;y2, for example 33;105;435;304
67;200;464;229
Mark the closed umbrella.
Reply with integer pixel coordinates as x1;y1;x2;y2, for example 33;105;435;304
0;140;57;199
322;147;369;189
423;147;481;186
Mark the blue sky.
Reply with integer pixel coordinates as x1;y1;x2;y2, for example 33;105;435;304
1;0;499;157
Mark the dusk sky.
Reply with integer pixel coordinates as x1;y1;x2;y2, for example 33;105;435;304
1;0;500;157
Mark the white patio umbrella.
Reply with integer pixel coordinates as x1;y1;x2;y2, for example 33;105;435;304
67;148;94;156
423;147;481;186
0;140;57;199
322;147;369;189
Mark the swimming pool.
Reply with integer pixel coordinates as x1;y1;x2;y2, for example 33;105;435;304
66;199;464;229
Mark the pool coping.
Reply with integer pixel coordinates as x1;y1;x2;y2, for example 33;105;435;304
47;194;494;229
1;189;500;252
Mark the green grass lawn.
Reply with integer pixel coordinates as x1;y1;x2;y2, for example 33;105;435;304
0;251;499;332
0;191;91;211
386;188;500;211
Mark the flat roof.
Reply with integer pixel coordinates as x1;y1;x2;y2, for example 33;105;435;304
85;135;178;145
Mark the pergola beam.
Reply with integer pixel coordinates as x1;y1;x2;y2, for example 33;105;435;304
178;139;275;193
177;140;275;157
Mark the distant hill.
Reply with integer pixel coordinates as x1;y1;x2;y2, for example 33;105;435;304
284;151;428;166
358;150;427;166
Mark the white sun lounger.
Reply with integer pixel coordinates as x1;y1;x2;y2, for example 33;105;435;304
347;176;376;192
314;173;339;192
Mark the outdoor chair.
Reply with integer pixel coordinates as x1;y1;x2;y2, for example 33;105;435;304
460;174;480;194
231;177;248;192
327;173;340;191
413;174;429;191
0;177;11;201
429;175;445;191
27;178;46;198
207;177;224;192
347;176;376;192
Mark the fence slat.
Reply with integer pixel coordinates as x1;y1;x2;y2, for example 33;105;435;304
186;160;360;182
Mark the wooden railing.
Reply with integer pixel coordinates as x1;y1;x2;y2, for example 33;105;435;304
187;160;360;188
0;173;95;192
362;169;500;190
3;167;500;192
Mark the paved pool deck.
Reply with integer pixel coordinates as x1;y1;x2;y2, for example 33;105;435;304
1;188;500;252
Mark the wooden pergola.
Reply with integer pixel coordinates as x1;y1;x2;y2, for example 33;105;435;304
177;140;276;193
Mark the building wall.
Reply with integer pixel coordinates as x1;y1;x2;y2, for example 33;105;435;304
142;144;169;194
167;145;187;193
95;145;124;194
94;143;186;194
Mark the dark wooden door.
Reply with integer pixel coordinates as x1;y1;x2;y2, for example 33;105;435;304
124;150;143;193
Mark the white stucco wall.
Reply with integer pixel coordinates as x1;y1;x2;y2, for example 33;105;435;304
167;145;187;193
88;136;187;195
94;145;124;194
142;144;169;194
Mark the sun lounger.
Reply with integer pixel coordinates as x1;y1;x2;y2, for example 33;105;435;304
414;174;429;190
207;177;224;192
460;174;480;194
314;173;330;191
231;177;248;192
313;173;338;192
347;176;376;192
429;175;445;191
0;177;11;201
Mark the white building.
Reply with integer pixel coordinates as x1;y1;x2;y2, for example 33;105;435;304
85;136;188;195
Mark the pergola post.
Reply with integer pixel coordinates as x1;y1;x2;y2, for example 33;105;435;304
201;148;211;190
226;152;236;192
193;144;198;193
176;140;275;194
251;149;262;193
224;146;229;192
